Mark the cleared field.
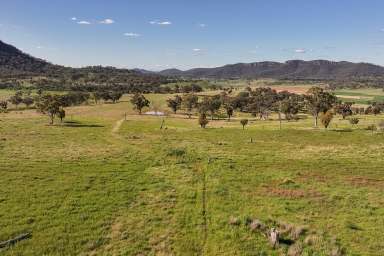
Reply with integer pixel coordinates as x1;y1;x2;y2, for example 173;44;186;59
1;91;384;255
333;88;384;105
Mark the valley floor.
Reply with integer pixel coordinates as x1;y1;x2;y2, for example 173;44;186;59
1;95;384;255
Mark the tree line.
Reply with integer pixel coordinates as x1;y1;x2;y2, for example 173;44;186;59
0;78;205;95
160;87;383;128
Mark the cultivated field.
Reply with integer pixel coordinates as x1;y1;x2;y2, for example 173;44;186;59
1;91;384;255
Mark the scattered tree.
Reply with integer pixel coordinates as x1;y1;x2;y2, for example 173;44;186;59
224;104;234;121
58;108;66;122
232;91;250;112
167;95;182;114
35;94;63;124
198;113;209;128
305;87;337;127
110;91;123;103
130;93;150;114
240;119;249;130
335;102;353;119
199;96;222;120
182;93;199;118
22;96;34;108
372;106;381;116
247;87;277;120
8;91;23;109
91;92;101;104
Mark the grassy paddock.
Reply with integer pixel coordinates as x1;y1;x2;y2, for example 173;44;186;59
0;90;384;255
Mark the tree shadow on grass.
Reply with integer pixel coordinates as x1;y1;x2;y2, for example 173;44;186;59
60;120;104;128
279;237;295;246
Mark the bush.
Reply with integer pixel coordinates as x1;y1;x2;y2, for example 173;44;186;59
240;119;249;130
320;110;334;129
167;148;186;157
198;113;209;128
0;100;7;112
349;117;359;125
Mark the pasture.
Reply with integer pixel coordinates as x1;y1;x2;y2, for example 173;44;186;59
1;90;384;255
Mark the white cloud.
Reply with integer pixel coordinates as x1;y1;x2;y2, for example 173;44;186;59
192;48;201;52
36;45;43;49
198;23;206;28
249;46;260;54
77;20;91;25
71;17;77;21
158;21;172;25
100;18;115;24
124;32;141;38
294;48;306;53
149;20;172;25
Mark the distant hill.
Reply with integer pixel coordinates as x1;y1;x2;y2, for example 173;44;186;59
0;40;167;90
2;39;384;90
158;60;384;80
0;40;61;76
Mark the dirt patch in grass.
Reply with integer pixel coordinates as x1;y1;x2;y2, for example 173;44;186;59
261;187;323;199
297;173;330;183
110;218;123;240
346;176;384;188
270;86;313;95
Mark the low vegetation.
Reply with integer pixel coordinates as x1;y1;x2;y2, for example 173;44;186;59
1;85;384;255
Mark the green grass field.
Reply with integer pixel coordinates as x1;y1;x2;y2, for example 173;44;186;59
1;91;384;255
333;88;384;105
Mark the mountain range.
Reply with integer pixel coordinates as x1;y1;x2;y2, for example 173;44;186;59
157;60;384;80
1;40;384;81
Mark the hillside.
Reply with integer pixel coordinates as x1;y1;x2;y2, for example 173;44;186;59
159;60;384;80
0;40;167;90
0;40;61;76
2;39;384;88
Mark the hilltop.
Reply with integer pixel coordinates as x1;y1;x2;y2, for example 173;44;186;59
156;60;384;80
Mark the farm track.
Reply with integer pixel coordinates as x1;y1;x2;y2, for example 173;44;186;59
111;118;125;134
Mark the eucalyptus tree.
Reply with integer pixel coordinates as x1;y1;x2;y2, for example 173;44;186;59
305;87;337;127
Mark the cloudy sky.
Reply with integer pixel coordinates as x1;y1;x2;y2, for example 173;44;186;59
1;0;384;70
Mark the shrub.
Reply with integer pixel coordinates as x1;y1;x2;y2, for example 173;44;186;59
167;148;186;157
0;100;7;112
198;113;209;128
349;117;359;126
320;110;334;129
240;119;249;130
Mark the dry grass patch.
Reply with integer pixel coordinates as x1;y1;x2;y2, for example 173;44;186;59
261;187;323;199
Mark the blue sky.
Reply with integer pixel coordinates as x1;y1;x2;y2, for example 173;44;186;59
1;0;384;70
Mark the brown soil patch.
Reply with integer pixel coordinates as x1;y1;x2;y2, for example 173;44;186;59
346;176;384;188
262;187;323;199
271;86;311;95
297;173;330;183
110;219;123;240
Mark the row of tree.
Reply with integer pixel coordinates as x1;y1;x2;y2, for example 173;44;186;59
0;89;127;112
